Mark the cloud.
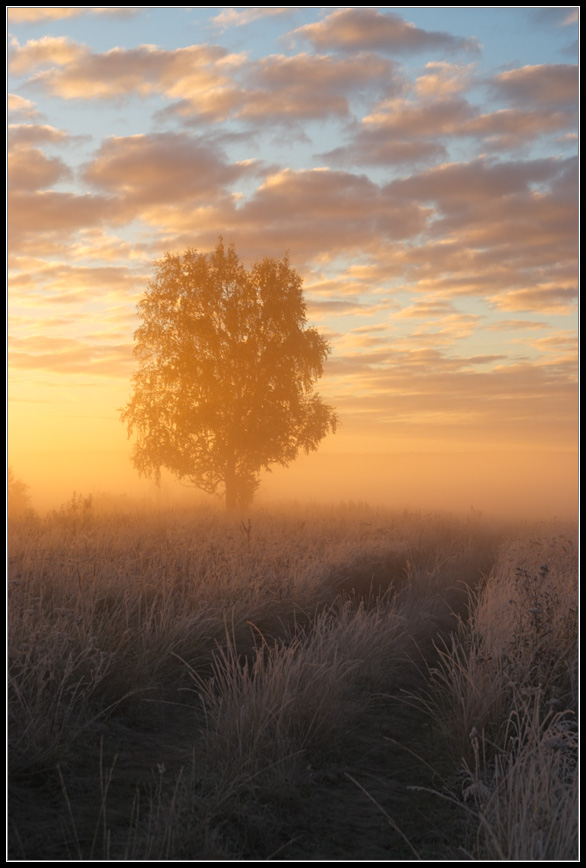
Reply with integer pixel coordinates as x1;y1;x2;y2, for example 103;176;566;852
8;146;72;191
211;7;294;31
491;64;578;106
530;8;579;28
8;334;134;377
8;7;83;24
13;35;393;126
367;95;476;136
7;93;40;118
327;89;577;167
96;150;576;312
290;8;480;54
487;320;550;331
12;39;246;119
303;272;382;299
321;130;446;168
414;62;476;98
321;60;579;167
7;122;92;234
8;7;141;24
129;164;432;267
395;300;459;319
525;331;577;364
410;313;481;345
320;97;469;169
233;167;430;259
83;132;257;207
490;286;577;315
9;35;87;76
238;52;392;122
8;191;114;252
312;156;577;314
8;123;68;147
561;9;580;25
462;107;578;150
9;261;146;301
67;229;151;263
324;346;577;443
91;7;141;19
387;155;568;211
307;298;393;319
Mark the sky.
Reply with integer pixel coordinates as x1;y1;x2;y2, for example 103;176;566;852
7;6;579;515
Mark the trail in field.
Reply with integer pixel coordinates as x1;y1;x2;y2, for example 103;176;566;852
57;661;463;860
84;615;468;861
13;588;473;860
282;670;466;860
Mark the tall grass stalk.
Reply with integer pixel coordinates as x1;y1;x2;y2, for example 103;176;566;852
462;689;578;860
413;526;578;860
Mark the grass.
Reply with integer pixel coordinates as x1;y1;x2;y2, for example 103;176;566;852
461;688;578;860
8;500;577;859
411;524;578;860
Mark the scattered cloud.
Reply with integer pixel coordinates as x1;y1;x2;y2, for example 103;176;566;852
487;320;550;331
8;334;133;377
8;146;72;192
307;298;393;319
8;122;68;147
232;167;430;260
12;36;395;127
238;52;392;122
326;81;577;167
83;132;258;207
325;347;576;442
491;64;578;106
525;331;577;364
12;38;246;120
211;7;294;31
490;285;577;315
68;229;152;263
7;93;40;117
366;95;475;137
321;134;446;168
388;155;569;211
8;7;83;24
530;8;579;28
411;313;481;344
7;7;141;24
9;35;87;75
8;190;114;252
8;260;146;300
395;300;459;319
462;106;578;150
290;8;480;55
414;62;476;98
91;7;142;19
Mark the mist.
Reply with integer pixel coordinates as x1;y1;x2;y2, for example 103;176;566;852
10;448;577;523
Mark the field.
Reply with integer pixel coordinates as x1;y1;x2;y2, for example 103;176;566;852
8;499;578;860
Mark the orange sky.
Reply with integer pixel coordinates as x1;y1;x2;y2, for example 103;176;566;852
7;7;578;516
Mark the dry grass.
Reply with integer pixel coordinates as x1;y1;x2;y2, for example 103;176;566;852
475;528;578;704
194;596;408;771
460;687;578;860
8;499;576;860
413;522;578;860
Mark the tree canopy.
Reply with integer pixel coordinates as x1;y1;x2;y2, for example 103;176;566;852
121;239;337;510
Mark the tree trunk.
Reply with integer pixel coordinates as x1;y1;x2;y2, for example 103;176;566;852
225;454;239;513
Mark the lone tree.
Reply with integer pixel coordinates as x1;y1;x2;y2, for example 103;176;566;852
121;238;337;511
